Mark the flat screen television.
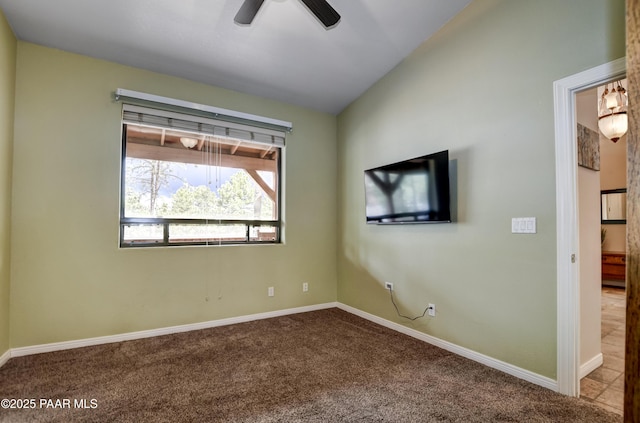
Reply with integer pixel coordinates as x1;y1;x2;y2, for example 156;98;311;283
364;150;451;224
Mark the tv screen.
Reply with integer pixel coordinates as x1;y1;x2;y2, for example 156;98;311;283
364;150;451;224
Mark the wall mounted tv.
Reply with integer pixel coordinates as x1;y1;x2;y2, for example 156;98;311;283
364;150;451;224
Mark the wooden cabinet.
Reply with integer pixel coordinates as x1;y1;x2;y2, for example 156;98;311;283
602;251;626;282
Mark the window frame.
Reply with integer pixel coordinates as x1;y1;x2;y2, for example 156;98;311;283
118;105;285;248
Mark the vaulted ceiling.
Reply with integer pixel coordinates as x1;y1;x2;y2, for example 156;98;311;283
0;0;472;114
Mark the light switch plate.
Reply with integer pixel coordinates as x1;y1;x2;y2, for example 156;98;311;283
512;217;536;234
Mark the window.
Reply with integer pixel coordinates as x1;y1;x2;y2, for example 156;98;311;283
119;105;284;247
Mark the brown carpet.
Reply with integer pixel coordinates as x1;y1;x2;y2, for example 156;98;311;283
0;308;621;422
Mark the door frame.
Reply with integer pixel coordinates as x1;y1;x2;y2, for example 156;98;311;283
553;57;626;396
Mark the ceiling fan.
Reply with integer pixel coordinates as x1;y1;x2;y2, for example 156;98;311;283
234;0;341;29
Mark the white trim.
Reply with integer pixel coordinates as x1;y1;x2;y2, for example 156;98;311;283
337;303;557;391
580;353;604;379
553;57;626;396
115;88;293;132
10;303;337;358
0;349;10;368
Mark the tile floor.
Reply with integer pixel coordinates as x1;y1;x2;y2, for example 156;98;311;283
580;286;626;416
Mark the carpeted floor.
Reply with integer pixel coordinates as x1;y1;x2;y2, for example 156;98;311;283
0;308;622;422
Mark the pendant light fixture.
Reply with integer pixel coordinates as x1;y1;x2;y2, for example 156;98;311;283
598;80;628;143
180;137;199;149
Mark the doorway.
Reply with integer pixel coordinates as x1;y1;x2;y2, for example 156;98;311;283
574;84;627;416
553;57;626;397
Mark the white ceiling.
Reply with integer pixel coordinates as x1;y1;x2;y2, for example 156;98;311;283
0;0;472;114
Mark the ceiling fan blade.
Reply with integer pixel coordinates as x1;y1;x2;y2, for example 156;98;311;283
234;0;266;25
299;0;341;28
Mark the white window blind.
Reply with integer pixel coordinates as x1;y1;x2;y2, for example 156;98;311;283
122;104;286;147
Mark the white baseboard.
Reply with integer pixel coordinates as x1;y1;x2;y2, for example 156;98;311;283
0;349;9;368
579;353;603;379
9;302;338;359
337;303;558;392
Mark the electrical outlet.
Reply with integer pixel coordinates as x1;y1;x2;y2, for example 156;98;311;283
268;287;274;297
385;282;393;291
302;282;309;292
428;303;436;317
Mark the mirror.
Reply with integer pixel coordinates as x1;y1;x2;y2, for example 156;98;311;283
601;188;627;224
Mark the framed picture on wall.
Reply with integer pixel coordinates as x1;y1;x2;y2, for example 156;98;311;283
577;123;600;171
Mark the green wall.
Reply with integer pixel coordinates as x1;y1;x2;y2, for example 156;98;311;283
0;8;16;357
336;0;625;379
10;43;337;348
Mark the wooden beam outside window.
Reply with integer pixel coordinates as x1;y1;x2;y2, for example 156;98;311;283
126;143;277;173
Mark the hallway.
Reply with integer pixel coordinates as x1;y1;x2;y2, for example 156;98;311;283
580;286;626;416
